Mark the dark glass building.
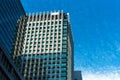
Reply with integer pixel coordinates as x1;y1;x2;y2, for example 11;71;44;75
74;71;82;80
0;47;24;80
0;0;25;54
0;0;25;80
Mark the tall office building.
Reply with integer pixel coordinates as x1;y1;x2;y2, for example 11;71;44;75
0;0;25;80
0;0;25;54
12;11;74;80
73;71;82;80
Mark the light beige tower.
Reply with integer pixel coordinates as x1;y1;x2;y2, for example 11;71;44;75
12;11;74;80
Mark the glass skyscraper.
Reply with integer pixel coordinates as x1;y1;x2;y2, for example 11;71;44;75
0;0;25;54
12;11;74;80
0;0;25;80
74;71;82;80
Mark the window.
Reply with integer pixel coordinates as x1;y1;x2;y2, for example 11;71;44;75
38;46;40;48
54;37;57;39
46;37;49;40
28;28;31;30
51;26;54;28
63;29;67;33
46;45;48;48
55;26;57;28
41;15;43;20
58;44;60;46
63;33;67;36
36;28;38;30
54;44;56;47
51;30;53;32
64;26;67;29
42;45;44;48
58;33;61;35
28;32;30;34
49;48;53;52
63;41;67;44
35;38;37;40
43;27;46;29
63;21;67;25
40;27;42;29
34;16;36;21
36;23;39;26
59;29;61;32
62;49;67;52
32;31;34;33
50;37;53;40
49;45;52;47
51;22;54;25
33;23;35;26
43;34;45;36
30;16;32;21
51;33;53;36
47;27;50;29
40;23;42;26
37;15;39;21
34;42;36;44
43;30;45;32
41;49;44;52
55;29;57;32
44;14;47;20
42;41;45;44
55;21;57;24
52;15;54;20
48;14;50;20
46;41;49;44
59;21;61;24
63;37;67;40
29;23;31;26
63;45;67;48
55;15;58;19
46;49;48;52
48;22;50;25
58;48;60;51
32;28;34;30
44;22;46;26
47;30;49;32
58;36;61;39
50;41;52;43
39;34;41;36
30;46;32;48
35;31;38;33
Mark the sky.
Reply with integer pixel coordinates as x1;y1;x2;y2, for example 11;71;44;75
20;0;120;80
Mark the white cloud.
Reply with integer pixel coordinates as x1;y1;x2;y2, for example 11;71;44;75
83;70;120;80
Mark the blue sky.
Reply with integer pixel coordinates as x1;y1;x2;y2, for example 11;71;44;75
20;0;120;79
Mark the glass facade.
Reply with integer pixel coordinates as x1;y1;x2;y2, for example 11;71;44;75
73;71;82;80
21;53;67;80
0;0;25;54
0;47;24;80
0;0;25;80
